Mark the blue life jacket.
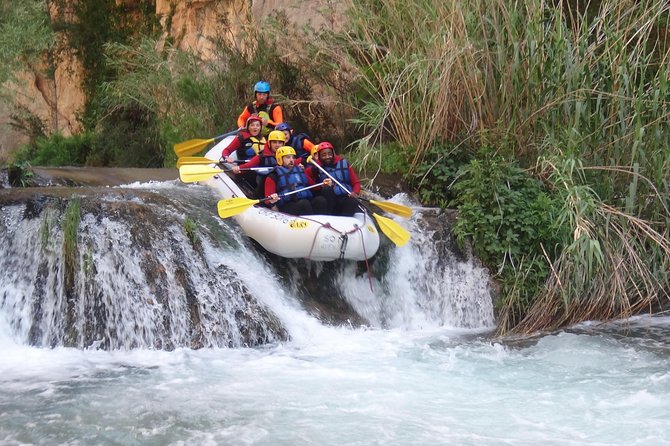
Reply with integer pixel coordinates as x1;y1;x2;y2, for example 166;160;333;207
258;153;277;177
288;133;310;161
318;159;352;196
274;166;312;204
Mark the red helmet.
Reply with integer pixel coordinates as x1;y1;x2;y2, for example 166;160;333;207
246;114;263;128
316;142;335;153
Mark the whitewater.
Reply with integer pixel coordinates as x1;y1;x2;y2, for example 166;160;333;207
1;178;669;445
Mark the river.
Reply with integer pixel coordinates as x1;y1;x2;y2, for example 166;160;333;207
1;174;669;445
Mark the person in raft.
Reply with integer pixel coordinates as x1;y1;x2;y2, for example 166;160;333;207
221;114;266;163
275;122;316;164
232;130;286;199
306;141;362;217
237;81;284;136
220;114;266;188
265;146;330;216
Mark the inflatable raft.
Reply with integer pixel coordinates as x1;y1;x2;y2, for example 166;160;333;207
202;139;380;261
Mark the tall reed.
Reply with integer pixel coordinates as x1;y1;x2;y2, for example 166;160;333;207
322;0;670;333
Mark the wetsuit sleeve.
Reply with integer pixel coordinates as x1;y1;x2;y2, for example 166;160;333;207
237;105;251;128
264;175;277;197
268;105;284;127
221;137;241;157
239;155;260;169
349;166;361;194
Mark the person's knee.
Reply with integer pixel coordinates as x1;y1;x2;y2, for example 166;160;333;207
296;199;314;215
311;196;329;214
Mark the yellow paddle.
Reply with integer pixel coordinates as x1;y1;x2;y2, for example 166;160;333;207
173;130;239;157
217;197;262;218
179;165;225;183
217;183;327;218
176;157;217;168
178;164;272;183
360;197;412;218
306;157;411;247
176;156;253;168
372;213;411;247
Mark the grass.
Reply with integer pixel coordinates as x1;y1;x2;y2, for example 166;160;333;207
63;198;81;289
314;0;670;334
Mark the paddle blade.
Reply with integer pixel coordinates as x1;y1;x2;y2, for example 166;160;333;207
373;213;410;247
173;138;214;157
179;165;224;183
217;197;260;218
176;157;217;168
368;199;413;218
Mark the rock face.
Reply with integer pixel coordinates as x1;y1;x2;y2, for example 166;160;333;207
0;0;339;161
155;0;340;57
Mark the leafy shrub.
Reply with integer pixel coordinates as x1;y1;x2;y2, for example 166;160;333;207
406;142;473;208
13;132;94;166
450;148;566;327
87;104;162;167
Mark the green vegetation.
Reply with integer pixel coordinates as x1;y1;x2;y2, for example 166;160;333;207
5;161;35;187
63;198;81;289
2;0;668;335
0;1;54;91
13;132;94;166
40;210;51;250
323;0;670;334
183;216;199;245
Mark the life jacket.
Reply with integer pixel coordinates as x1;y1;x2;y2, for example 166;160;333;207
257;151;277;176
236;131;265;160
273;166;312;204
317;158;352;196
247;99;279;128
288;133;311;161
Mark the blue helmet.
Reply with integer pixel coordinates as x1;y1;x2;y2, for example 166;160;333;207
254;81;271;93
275;122;292;132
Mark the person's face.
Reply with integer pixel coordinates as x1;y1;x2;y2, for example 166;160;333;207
255;92;269;104
281;154;296;167
270;140;283;152
282;130;291;141
319;148;334;165
248;121;262;136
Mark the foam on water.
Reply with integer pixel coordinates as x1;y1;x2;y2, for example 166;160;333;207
2;181;669;444
1;321;669;445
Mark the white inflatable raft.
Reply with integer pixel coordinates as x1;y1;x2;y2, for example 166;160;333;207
203;138;380;261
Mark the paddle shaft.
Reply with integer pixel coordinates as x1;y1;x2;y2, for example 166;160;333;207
217;182;327;218
214;129;240;142
276;182;324;199
308;158;412;218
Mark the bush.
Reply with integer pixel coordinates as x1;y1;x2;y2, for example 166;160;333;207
13;132;94;166
450;147;565;329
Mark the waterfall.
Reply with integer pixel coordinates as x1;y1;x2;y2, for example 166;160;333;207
0;179;495;350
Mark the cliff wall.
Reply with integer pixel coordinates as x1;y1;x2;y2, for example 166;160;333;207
0;0;338;163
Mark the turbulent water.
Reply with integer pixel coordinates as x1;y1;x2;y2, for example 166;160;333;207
1;178;669;445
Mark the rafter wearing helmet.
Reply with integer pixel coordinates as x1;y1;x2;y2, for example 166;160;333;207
237;81;284;132
231;130;287;199
306;142;362;217
275;122;316;163
264;146;330;216
221;114;267;164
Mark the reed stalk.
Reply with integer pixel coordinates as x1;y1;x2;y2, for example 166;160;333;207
321;0;670;333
